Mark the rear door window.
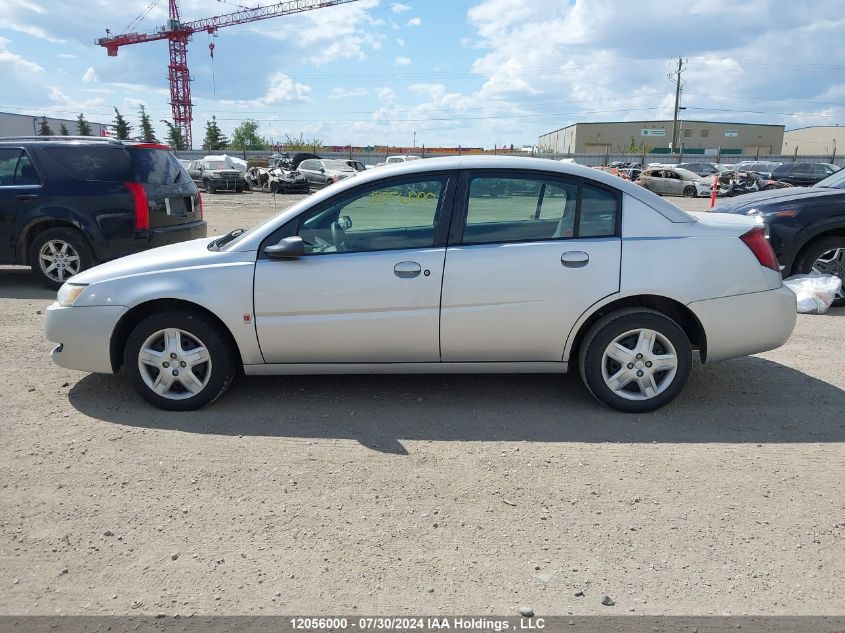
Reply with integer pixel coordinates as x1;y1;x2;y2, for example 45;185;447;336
14;152;40;186
0;148;20;186
44;146;132;181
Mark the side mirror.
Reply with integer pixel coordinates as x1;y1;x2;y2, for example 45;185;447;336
337;215;352;230
264;236;306;259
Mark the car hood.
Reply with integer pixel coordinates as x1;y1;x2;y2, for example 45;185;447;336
69;237;229;285
715;186;843;213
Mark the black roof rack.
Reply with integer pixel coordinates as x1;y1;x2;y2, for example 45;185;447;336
0;135;122;143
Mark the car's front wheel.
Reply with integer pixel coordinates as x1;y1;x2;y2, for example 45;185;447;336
124;310;238;411
204;180;216;194
683;185;696;198
578;308;692;413
798;236;845;306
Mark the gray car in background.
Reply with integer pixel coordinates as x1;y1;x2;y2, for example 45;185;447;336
297;159;359;189
186;159;247;194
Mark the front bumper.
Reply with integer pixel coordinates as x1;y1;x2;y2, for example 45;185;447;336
207;177;246;191
45;303;128;373
687;285;797;363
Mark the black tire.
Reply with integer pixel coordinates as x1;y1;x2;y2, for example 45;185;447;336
29;226;93;289
578;308;692;413
235;185;244;193
796;236;845;307
269;181;279;194
204;180;216;194
123;310;238;411
683;186;696;198
763;184;775;191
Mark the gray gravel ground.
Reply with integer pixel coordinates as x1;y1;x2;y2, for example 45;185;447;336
0;190;842;616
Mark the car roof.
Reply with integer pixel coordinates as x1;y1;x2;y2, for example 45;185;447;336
0;136;172;150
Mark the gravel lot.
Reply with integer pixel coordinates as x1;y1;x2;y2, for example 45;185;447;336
0;190;843;617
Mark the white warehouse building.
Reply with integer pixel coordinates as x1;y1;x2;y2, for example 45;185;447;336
0;111;110;138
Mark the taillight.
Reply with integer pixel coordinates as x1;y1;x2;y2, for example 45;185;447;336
740;227;779;272
123;182;149;230
197;191;204;219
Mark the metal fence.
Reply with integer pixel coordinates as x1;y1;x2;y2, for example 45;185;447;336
174;149;845;169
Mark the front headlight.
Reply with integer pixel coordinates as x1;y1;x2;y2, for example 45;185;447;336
57;283;88;307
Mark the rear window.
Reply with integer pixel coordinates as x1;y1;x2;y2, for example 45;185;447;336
44;146;132;181
130;149;189;185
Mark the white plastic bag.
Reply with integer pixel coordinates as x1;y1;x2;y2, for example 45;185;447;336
783;274;843;314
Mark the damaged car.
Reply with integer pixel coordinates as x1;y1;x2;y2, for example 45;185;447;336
244;165;310;194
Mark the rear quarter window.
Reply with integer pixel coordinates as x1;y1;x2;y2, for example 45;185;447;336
130;149;190;185
44;146;132;181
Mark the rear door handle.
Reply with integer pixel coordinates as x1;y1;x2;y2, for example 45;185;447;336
15;194;38;201
394;261;422;278
561;251;589;268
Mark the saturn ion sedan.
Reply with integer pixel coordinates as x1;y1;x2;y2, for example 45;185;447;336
45;156;797;413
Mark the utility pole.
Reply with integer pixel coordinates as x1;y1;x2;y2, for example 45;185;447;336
669;57;686;154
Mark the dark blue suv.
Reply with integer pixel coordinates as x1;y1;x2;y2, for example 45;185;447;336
716;168;845;305
0;137;206;288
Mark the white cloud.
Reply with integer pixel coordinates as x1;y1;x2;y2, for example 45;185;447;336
220;72;311;108
0;37;44;74
395;38;405;46
406;17;422;27
82;67;98;82
394;56;412;66
0;18;65;43
57;53;76;59
376;87;396;103
328;87;369;100
392;2;412;12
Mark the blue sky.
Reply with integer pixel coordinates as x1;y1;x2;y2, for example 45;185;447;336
2;0;844;148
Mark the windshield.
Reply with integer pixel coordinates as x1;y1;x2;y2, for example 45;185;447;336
814;166;845;188
204;161;230;170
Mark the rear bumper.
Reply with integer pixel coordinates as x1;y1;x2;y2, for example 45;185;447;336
688;285;797;363
99;220;207;260
45;302;128;373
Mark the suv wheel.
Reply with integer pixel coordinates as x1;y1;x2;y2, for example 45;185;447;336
29;227;93;289
124;310;238;411
798;236;845;306
578;308;692;413
204;180;216;194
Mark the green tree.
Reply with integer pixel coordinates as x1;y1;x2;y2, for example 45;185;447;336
38;116;53;136
230;119;266;152
76;113;92;136
626;137;654;155
112;107;132;140
59;123;69;136
137;105;158;143
162;121;187;150
283;132;324;152
202;116;228;150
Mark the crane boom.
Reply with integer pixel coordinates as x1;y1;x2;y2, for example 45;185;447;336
95;0;360;148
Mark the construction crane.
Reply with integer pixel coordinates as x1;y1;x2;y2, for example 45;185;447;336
96;0;360;148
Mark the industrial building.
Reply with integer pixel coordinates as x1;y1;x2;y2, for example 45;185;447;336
538;120;785;156
782;126;844;157
0;111;110;138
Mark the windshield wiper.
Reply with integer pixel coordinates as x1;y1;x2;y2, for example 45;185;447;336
209;228;245;251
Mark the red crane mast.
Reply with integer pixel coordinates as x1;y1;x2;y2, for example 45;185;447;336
97;0;360;148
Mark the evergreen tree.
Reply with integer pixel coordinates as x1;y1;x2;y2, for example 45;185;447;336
201;116;228;150
38;116;53;136
162;120;187;150
137;105;158;143
59;123;69;136
112;107;132;140
76;113;92;136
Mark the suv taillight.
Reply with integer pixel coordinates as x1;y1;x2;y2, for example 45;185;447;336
123;182;149;230
197;191;204;219
740;227;779;272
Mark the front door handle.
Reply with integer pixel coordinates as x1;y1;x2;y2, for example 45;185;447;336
15;194;39;201
561;251;589;268
394;261;422;278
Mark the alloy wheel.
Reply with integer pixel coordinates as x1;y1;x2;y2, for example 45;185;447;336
137;328;213;400
600;328;678;401
811;247;845;302
38;239;81;283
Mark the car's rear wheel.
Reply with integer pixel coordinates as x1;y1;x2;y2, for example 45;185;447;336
798;237;845;306
578;308;692;413
124;310;238;411
29;227;93;289
683;186;696;198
